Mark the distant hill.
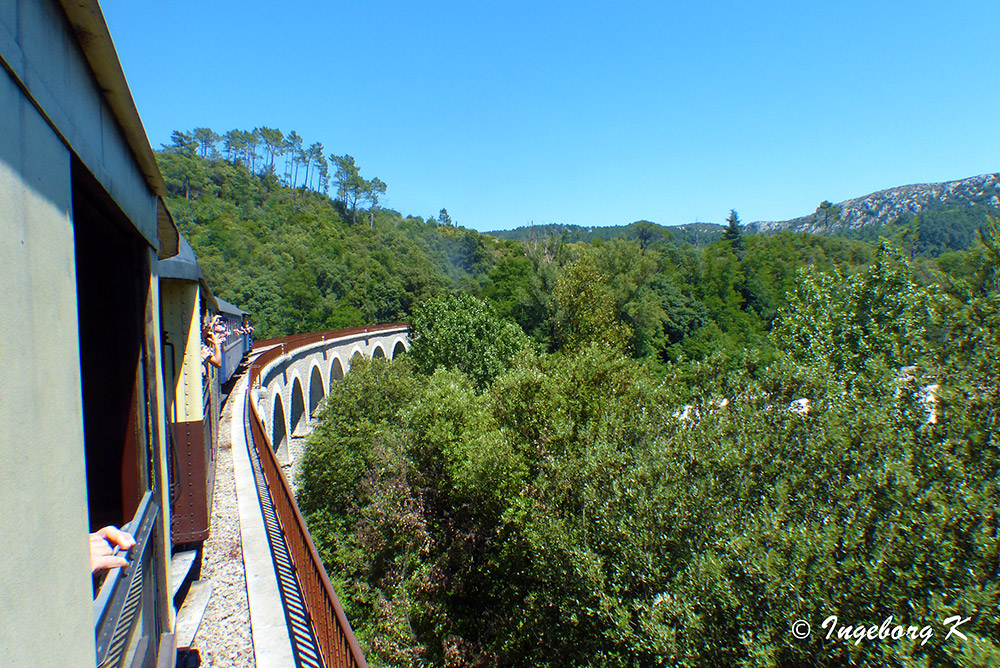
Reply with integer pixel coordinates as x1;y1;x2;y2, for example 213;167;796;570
747;173;1000;253
487;221;725;247
488;173;998;256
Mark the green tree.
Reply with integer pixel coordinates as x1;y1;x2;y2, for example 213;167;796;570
256;126;284;173
221;129;244;162
191;127;219;158
480;251;555;347
772;243;933;379
816;199;842;228
632;219;664;250
243;129;261;172
553;252;632;351
306;142;326;191
366;177;386;229
722;208;743;253
283;131;303;185
160;131;206;200
408;293;530;389
168;130;197;156
331;154;372;223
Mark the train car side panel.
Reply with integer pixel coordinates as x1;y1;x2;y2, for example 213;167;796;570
160;279;217;544
0;61;97;666
220;326;245;385
160;281;201;423
3;0;183;664
170;420;210;543
143;256;180;642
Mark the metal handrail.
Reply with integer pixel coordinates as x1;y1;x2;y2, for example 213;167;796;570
245;323;407;668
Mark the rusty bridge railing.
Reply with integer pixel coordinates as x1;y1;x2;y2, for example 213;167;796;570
245;324;407;668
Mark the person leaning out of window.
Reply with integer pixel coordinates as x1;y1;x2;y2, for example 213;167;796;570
202;315;222;375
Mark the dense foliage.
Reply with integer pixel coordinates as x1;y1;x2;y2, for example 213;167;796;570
164;125;999;664
299;231;1000;667
408;294;531;390
846;201;996;258
161;128;970;364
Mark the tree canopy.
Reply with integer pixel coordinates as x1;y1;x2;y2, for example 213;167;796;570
300;239;1000;666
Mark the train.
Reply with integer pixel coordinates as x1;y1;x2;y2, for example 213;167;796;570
160;237;252;548
0;2;252;666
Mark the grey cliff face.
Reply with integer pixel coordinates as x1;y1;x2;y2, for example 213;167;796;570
748;173;1000;234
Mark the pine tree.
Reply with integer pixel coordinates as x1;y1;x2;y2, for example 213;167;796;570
723;209;743;253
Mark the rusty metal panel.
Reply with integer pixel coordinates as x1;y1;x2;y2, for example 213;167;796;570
169;420;208;544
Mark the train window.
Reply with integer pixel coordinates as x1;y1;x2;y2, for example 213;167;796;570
72;160;152;531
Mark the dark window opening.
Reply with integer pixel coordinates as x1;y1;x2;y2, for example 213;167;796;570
73;159;151;531
330;358;345;388
273;398;287;452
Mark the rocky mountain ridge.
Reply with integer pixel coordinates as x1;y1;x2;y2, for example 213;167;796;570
748;172;1000;234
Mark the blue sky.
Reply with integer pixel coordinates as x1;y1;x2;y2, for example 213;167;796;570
100;0;1000;232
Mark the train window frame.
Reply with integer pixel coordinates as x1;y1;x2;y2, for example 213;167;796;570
72;159;155;529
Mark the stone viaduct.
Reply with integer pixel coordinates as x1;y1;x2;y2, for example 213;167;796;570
249;325;409;461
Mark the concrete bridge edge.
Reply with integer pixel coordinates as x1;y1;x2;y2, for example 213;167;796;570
229;372;296;668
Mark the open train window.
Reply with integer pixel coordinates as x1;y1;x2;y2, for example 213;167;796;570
72;159;152;531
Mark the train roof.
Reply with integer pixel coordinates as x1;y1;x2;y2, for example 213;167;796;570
158;235;205;282
57;0;180;258
158;234;223;312
216;298;248;317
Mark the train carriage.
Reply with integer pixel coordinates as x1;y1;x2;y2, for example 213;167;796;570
159;235;223;547
160;236;253;548
0;1;242;665
215;297;250;386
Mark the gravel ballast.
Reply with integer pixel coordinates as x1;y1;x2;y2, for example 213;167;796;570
196;381;256;667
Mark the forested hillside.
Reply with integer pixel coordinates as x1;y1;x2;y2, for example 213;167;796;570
489;173;1000;262
160;125;999;665
157;127;492;338
749;173;1000;256
160;127;890;361
488;221;725;247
